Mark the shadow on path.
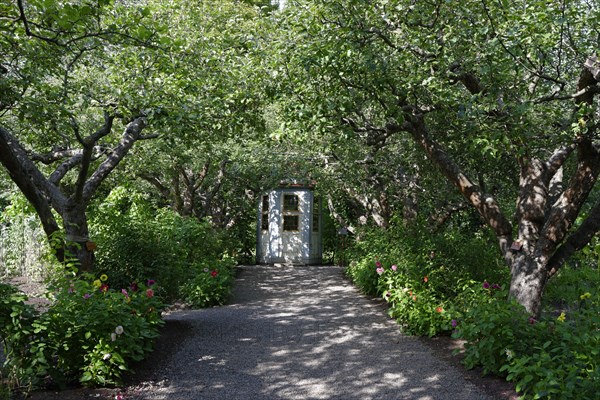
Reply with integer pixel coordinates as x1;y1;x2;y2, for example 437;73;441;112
129;265;491;400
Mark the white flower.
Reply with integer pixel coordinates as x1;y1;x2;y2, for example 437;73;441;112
115;325;124;335
505;348;514;360
103;353;112;361
111;332;117;342
203;268;209;273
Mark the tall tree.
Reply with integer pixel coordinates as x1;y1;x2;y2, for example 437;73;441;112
0;0;269;271
0;0;173;270
272;0;600;316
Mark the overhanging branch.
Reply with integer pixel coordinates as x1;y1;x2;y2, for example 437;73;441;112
82;116;147;203
547;197;600;278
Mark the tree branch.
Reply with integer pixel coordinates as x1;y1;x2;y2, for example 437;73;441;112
0;126;66;237
534;84;600;103
545;144;576;178
401;112;514;264
82;116;147;203
17;0;61;45
537;138;600;259
31;149;82;164
139;173;171;199
547;197;600;278
448;62;484;94
48;155;83;185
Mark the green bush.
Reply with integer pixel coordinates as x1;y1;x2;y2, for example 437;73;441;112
345;219;508;337
378;263;457;336
0;273;164;390
345;257;380;296
180;258;236;308
543;263;600;308
0;283;37;393
90;187;229;301
455;292;600;399
346;217;600;399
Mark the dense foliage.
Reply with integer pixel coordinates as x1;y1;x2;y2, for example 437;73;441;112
89;186;234;301
0;274;163;390
180;259;236;308
272;0;600;317
457;292;600;399
345;219;508;336
345;219;600;399
2;0;600;398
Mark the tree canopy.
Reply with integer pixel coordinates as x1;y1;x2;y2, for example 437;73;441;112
1;0;600;315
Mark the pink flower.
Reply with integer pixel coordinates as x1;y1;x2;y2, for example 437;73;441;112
83;293;91;299
129;282;139;292
376;267;384;275
423;276;428;283
451;319;458;328
121;289;128;297
528;317;537;325
483;281;490;289
375;261;382;268
147;279;156;286
146;288;154;298
391;265;397;271
492;284;501;290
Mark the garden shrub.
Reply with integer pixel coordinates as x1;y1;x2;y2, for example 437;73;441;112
0;273;164;390
0;194;51;280
180;257;237;308
346;216;600;398
345;257;380;296
0;283;37;393
345;219;508;337
455;292;600;399
543;263;600;308
90;187;230;301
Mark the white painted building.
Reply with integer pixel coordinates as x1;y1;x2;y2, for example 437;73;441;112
256;184;322;265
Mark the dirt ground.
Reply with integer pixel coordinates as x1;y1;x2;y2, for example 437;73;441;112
18;320;517;400
2;276;518;400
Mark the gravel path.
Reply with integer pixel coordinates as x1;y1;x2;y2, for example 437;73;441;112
128;265;492;400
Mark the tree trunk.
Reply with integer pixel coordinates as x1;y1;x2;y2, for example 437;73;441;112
397;111;598;317
508;254;548;317
62;204;94;272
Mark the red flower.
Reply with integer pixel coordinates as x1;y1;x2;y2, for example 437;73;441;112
211;270;218;278
100;283;109;292
436;307;443;313
146;288;154;298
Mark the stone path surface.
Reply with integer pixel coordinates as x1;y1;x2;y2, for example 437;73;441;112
132;265;492;400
